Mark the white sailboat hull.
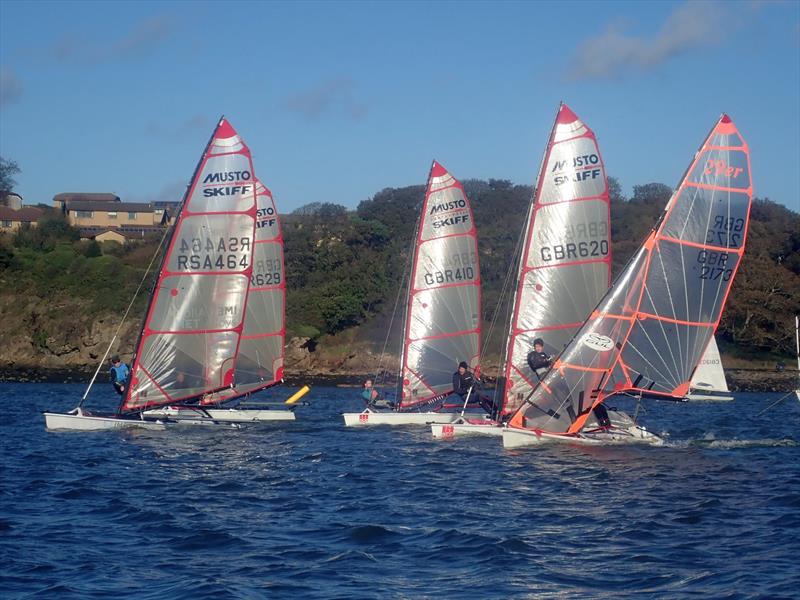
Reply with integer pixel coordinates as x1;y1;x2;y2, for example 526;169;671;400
431;418;503;438
43;410;167;432
142;406;296;422
503;423;663;448
343;410;461;427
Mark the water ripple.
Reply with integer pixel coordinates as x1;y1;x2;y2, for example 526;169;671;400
3;384;800;598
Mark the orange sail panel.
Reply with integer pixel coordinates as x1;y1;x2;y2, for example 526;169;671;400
509;115;752;434
122;118;257;412
399;161;481;409
499;103;612;418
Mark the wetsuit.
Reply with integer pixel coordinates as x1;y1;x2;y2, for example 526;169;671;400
452;370;494;414
527;350;551;380
109;362;130;396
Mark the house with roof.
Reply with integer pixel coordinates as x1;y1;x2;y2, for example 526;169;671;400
79;226;166;244
0;206;44;231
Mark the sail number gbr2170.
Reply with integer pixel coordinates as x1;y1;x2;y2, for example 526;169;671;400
175;236;251;270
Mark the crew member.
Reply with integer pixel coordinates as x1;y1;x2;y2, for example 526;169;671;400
527;338;552;381
109;355;130;397
452;361;494;414
362;378;392;408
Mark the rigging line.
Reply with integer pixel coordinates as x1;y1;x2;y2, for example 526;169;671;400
376;198;421;391
78;225;171;407
480;222;523;374
755;390;796;417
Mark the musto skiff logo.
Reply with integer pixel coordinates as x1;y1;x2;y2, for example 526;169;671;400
581;332;615;352
428;197;470;230
202;170;252;197
175;236;251;270
551;154;601;186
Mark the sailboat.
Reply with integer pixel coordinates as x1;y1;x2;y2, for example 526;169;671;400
143;179;308;422
343;161;482;426
503;114;753;447
433;103;612;438
685;335;734;401
44;117;305;431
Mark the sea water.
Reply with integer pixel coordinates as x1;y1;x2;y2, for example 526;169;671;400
2;383;799;598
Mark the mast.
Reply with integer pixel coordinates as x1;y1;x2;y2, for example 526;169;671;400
121;117;259;414
509;114;753;434
499;103;612;418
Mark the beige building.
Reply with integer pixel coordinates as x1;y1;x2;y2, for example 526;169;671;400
0;206;43;231
80;226;166;245
65;201;168;228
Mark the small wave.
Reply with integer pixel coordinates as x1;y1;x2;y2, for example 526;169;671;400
347;524;397;543
686;437;798;449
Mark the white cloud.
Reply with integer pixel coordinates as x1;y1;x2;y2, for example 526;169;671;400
568;2;726;80
284;77;368;121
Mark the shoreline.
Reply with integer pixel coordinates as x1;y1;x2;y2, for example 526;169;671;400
1;365;796;393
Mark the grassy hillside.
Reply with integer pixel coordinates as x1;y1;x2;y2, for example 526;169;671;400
1;179;798;381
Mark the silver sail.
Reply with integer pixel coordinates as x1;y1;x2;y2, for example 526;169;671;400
123;118;257;412
510;114;752;434
500;103;611;417
400;161;481;409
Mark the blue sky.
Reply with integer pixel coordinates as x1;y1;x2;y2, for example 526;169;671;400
1;0;798;213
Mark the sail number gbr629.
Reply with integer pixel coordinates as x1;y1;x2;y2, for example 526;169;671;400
175;236;251;270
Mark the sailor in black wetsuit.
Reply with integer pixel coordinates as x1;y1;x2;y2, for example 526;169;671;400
526;338;552;381
452;361;494;414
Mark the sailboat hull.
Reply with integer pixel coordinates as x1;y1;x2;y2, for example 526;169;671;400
343;410;461;427
142;406;296;423
431;418;503;438
43;410;167;432
503;421;663;448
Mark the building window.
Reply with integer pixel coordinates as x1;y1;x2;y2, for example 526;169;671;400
75;211;93;219
108;211;117;219
128;212;137;220
2;220;11;228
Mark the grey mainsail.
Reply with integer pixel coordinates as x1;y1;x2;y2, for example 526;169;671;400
399;161;481;409
123;118;257;412
500;103;612;418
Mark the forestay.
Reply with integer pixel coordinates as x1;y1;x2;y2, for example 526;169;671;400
509;115;752;434
500;103;611;418
399;161;481;409
122;118;258;413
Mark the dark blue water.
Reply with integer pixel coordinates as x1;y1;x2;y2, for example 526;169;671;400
2;383;799;599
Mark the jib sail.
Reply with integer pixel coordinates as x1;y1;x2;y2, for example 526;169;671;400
509;114;752;434
399;161;481;409
499;103;612;418
122;118;257;412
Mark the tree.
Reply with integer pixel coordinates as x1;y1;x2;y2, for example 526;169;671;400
0;156;20;192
